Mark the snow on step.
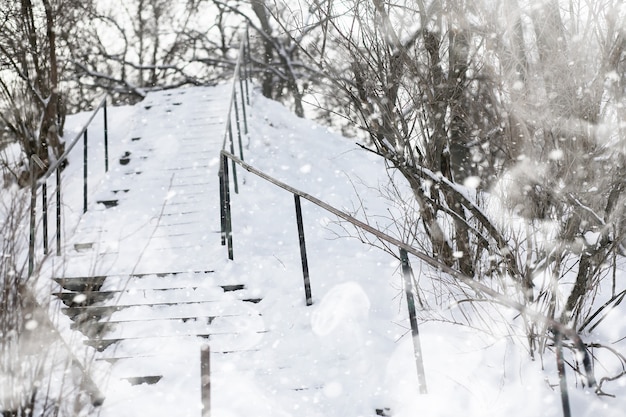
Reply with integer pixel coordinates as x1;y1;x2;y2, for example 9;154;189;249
52;271;267;415
55;286;259;306
84;313;264;340
45;84;272;415
54;272;263;323
56;271;255;292
52;84;360;416
62;299;262;324
96;342;205;417
58;84;230;277
94;332;265;357
100;355;199;379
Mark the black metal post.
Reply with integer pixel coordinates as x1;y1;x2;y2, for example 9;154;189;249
239;76;248;136
83;130;88;213
28;158;36;277
244;30;250;105
228;122;239;194
104;99;109;172
219;166;226;246
233;90;244;161
399;248;428;394
223;154;233;260
556;332;572;417
294;194;313;306
201;345;211;417
56;168;61;256
42;182;48;255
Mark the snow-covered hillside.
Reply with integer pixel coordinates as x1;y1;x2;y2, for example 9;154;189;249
6;84;625;417
232;91;626;417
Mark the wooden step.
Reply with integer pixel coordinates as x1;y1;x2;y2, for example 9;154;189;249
85;328;267;352
123;376;162;386
74;242;95;251
53;284;251;307
54;276;107;292
55;291;114;306
92;332;266;356
98;348;260;363
101;315;263;340
70;315;224;338
53;270;216;292
58;293;261;314
62;299;262;324
105;354;195;376
96;199;119;208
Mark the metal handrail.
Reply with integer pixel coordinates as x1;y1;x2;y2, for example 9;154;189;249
39;96;108;183
214;22;594;404
28;96;109;276
218;25;250;262
219;26;250;195
218;149;597;393
221;27;250;151
24;95;109;409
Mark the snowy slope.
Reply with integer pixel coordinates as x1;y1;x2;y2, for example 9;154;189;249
216;90;626;417
22;84;626;417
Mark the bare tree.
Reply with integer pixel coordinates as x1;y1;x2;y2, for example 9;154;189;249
499;0;626;331
214;0;330;118
304;0;626;391
0;179;95;416
0;0;88;182
67;0;240;107
312;0;511;277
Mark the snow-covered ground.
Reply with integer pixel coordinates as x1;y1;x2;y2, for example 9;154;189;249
7;83;626;416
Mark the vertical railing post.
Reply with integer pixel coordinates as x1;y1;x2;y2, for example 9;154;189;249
56;167;62;256
399;248;428;394
556;332;572;417
42;182;48;255
219;165;226;246
294;194;313;306
83;130;88;213
222;154;233;260
239;75;248;135
233;90;244;161
244;29;250;105
201;345;211;417
28;157;37;277
228;122;239;194
103;99;109;172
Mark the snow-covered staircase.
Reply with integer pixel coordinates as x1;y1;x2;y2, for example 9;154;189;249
45;84;273;415
56;85;232;276
53;272;262;349
51;270;265;415
41;83;396;417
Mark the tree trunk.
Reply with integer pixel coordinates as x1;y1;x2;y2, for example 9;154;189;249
251;0;274;98
41;0;64;164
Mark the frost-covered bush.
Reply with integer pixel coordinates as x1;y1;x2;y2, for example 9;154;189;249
308;0;626;395
0;181;92;416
